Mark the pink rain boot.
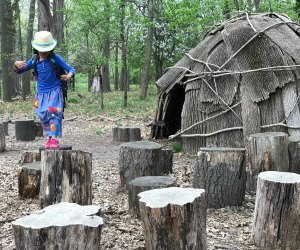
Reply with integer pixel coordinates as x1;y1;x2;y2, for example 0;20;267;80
48;138;59;149
44;137;52;149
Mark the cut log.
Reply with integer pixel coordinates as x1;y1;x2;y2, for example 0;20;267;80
15;119;35;141
18;162;41;199
3;121;8;135
34;120;43;137
139;187;207;250
112;126;141;142
0;123;5;152
160;148;173;174
119;141;164;190
251;171;300;249
39;150;92;208
128;176;177;217
288;135;300;174
20;151;41;164
12;202;103;250
193;147;246;208
246;132;289;192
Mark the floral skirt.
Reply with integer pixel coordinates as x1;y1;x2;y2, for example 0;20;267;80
34;87;64;137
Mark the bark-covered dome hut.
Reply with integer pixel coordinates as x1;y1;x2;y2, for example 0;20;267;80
151;13;300;152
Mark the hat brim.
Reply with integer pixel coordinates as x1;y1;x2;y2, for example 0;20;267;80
31;38;57;52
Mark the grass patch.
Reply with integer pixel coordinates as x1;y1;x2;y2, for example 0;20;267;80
171;143;183;153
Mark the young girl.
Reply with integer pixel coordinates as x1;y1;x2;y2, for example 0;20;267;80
14;31;76;149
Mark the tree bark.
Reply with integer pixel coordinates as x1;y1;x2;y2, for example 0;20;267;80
12;202;103;250
140;0;154;100
119;141;163;190
20;151;41;164
128;176;176;217
251;171;300;249
288;135;300;174
18;162;41;199
39;150;92;208
246;132;289;192
53;0;64;47
112;126;141;142
193;147;246;208
22;0;36;99
114;41;119;90
38;0;53;32
119;0;127;92
139;187;207;250
0;123;6;152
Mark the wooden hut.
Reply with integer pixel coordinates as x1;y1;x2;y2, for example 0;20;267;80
151;13;300;152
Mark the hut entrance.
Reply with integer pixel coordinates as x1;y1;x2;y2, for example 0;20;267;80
152;84;185;138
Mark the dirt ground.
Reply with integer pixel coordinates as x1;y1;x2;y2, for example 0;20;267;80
0;115;258;250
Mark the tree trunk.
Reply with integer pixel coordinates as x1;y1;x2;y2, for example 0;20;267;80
246;132;289;192
0;0;13;102
102;0;111;93
53;0;64;47
119;0;127;92
112;126;141;142
22;0;36;99
0;123;6;152
128;176;176;217
38;0;53;32
114;41;119;90
139;187;207;250
39;150;92;208
251;171;300;249
12;202;103;250
140;0;154;100
119;141;163;190
193;147;246;208
20;151;41;164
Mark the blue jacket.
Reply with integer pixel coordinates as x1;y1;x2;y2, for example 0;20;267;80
15;53;76;93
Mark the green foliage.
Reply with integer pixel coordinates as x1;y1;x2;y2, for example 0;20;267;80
171;143;183;153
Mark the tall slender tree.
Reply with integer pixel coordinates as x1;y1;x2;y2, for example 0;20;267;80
102;0;111;92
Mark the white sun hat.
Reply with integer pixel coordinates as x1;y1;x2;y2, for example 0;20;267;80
31;31;57;52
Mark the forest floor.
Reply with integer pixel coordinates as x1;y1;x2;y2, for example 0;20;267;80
0;113;258;250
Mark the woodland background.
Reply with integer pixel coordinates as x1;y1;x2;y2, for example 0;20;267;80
0;0;299;107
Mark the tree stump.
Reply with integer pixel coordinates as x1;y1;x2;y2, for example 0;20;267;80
12;202;103;250
20;151;41;164
112;126;141;142
15;119;35;141
288;135;300;174
0;123;5;152
34;120;43;137
128;176;177;217
251;171;300;249
160;148;173;174
139;187;207;250
2;121;8;135
119;141;164;190
18;162;41;199
193;147;246;208
39;150;92;208
246;132;289;192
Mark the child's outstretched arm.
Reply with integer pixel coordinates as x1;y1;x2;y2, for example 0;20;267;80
14;58;34;74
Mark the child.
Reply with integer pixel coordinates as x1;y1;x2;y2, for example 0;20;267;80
14;31;76;149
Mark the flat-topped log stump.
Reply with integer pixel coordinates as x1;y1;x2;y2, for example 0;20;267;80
20;151;41;164
119;141;164;190
12;202;103;250
15;119;35;141
113;126;141;142
2;121;8;135
39;150;92;208
193;147;246;208
251;171;300;249
288;135;300;174
128;176;177;217
0;123;5;152
18;162;41;199
246;132;289;191
139;187;206;250
160;148;173;174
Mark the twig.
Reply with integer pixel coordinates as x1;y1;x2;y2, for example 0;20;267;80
180;127;243;138
261;123;300;129
87;115;115;121
169;102;242;140
246;12;257;33
0;219;15;224
185;53;220;70
166;66;196;74
64;116;77;122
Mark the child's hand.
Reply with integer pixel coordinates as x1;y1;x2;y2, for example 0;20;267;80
14;61;27;70
61;73;73;81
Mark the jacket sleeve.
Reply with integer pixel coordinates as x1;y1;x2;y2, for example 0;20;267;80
14;58;34;74
54;54;76;75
